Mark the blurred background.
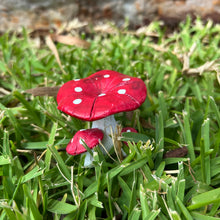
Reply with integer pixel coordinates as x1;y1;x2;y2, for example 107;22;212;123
0;0;220;32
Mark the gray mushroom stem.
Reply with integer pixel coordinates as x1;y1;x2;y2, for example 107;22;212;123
91;115;118;136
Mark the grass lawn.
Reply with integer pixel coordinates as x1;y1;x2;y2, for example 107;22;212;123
0;17;220;219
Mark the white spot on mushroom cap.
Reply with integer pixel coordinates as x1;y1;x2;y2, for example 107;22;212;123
74;79;80;81
75;87;82;92
98;93;106;97
79;138;84;145
104;74;110;78
122;78;131;81
73;99;82;104
118;89;126;94
126;129;131;132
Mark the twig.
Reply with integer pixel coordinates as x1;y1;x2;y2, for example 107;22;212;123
25;86;60;97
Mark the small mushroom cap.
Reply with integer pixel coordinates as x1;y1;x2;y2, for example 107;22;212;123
57;70;147;121
66;128;104;155
121;127;138;146
121;127;138;133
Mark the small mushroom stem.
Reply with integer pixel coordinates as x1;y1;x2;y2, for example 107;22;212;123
83;133;113;167
83;151;94;167
91;115;118;136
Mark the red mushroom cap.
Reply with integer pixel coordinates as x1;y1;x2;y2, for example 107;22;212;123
57;70;147;121
121;127;138;146
121;127;138;133
66;128;104;155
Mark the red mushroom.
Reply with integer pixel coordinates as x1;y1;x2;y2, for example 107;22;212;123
66;128;104;166
121;127;138;134
66;128;104;155
57;70;147;136
121;127;138;146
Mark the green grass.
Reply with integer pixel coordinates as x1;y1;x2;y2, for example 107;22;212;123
0;17;220;219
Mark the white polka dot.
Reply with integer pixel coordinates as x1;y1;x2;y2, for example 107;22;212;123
104;74;110;78
79;138;84;145
118;89;126;94
98;93;106;97
73;99;82;104
126;129;131;132
74;79;80;81
75;87;82;92
122;78;131;81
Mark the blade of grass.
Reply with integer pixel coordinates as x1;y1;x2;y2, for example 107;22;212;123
166;187;175;212
13;91;42;125
119;156;149;176
210;96;220;128
183;99;195;161
209;201;220;217
155;161;165;178
106;173;113;218
47;199;78;214
21;165;45;184
191;211;220;220
47;123;71;180
140;184;150;219
128;172;137;214
2;207;17;220
158;91;169;121
177;162;185;202
187;187;220;210
23;184;43;220
45;122;58;171
144;209;160;220
78;200;88;220
48;146;71;180
155;111;164;167
0;156;11;165
201;118;211;184
128;208;141;220
176;196;193;220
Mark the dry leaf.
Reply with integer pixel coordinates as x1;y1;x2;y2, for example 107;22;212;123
25;86;60;97
51;34;90;49
45;35;67;75
182;42;197;73
183;60;217;75
164;146;188;158
214;65;220;85
182;42;220;77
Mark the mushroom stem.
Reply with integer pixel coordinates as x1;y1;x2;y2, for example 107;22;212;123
83;151;94;167
91;115;118;154
91;115;118;136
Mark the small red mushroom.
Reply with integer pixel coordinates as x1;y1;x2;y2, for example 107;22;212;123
66;128;104;155
121;127;138;134
121;127;138;146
